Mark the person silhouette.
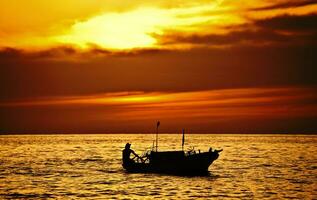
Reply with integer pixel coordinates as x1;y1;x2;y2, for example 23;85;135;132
122;143;142;166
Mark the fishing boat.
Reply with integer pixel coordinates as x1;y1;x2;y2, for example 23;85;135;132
122;121;222;175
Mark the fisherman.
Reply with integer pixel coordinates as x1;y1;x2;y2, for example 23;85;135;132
122;143;143;166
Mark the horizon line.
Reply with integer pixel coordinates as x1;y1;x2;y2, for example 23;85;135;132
1;132;316;135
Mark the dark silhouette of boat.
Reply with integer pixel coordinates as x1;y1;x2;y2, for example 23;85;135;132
122;122;222;175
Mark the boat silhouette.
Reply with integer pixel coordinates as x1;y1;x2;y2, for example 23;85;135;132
122;122;222;175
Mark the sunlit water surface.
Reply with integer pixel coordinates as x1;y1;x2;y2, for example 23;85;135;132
0;134;316;199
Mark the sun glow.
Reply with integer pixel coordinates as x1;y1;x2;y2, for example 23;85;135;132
0;1;316;51
53;3;228;50
55;8;172;50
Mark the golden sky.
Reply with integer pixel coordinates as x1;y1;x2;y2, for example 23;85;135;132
0;0;317;133
1;0;316;50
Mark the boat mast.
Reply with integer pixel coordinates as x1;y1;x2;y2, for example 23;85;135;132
182;128;185;151
156;121;160;152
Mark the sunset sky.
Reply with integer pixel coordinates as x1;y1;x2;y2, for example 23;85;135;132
1;0;317;133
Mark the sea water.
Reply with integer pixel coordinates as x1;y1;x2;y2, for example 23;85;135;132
0;134;316;199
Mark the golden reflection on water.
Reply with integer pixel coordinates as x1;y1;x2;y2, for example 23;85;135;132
0;134;316;199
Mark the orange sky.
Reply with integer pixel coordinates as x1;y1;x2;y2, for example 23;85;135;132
1;0;317;133
1;0;317;50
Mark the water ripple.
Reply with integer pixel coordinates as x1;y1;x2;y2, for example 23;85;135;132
0;134;316;199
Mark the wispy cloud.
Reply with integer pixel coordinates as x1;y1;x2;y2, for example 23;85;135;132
250;0;317;11
1;87;316;133
2;87;316;118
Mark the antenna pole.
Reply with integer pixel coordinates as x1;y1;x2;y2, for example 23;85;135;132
156;121;160;152
156;125;158;152
182;128;185;151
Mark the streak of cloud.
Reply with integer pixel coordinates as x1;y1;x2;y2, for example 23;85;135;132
1;87;317;133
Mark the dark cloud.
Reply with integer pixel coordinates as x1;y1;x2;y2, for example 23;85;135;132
0;46;78;59
0;46;170;63
251;0;317;11
255;13;317;32
157;29;289;46
1;44;317;102
158;13;317;47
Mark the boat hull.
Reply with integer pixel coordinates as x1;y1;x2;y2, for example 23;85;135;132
123;151;220;175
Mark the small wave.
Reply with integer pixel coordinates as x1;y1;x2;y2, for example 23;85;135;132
256;163;272;167
82;158;102;162
3;193;53;199
308;165;317;170
97;169;118;173
76;193;99;198
84;178;121;185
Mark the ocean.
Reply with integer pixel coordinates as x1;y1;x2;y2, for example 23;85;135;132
0;134;316;199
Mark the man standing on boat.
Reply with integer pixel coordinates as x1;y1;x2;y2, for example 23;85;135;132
122;143;143;167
